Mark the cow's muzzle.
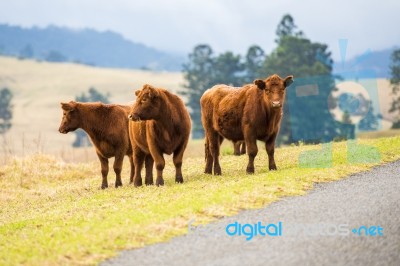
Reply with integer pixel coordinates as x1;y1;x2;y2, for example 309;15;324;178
59;127;68;134
128;113;141;122
271;101;281;108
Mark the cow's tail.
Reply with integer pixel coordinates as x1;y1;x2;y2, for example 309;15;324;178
204;138;210;162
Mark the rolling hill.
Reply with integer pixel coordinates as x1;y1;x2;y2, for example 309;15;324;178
0;24;184;71
333;47;398;78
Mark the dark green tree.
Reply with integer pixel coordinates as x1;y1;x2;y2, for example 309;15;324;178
212;51;244;86
262;14;346;144
182;44;215;138
76;87;110;103
243;45;265;83
358;101;379;131
389;49;400;128
0;88;13;135
275;14;303;42
73;87;110;147
45;50;66;62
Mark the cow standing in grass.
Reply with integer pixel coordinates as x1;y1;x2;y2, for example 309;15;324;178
200;74;294;175
58;101;134;189
128;84;191;187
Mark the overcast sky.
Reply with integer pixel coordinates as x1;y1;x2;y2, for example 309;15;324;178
0;0;399;61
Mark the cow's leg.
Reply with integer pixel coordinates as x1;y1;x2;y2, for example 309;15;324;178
132;148;145;187
113;153;124;188
173;140;189;183
219;135;224;145
128;155;135;184
240;142;246;155
233;141;241;156
266;134;277;170
208;131;222;175
97;153;109;189
153;153;165;186
144;155;154;185
244;131;258;174
147;137;165;186
204;137;213;174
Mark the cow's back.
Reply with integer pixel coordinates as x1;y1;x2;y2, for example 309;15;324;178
84;103;132;158
129;89;191;156
201;84;252;141
116;105;133;155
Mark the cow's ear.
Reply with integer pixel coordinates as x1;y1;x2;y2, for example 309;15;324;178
61;102;74;111
284;75;294;88
145;85;160;98
151;88;160;98
254;79;266;90
135;90;141;96
69;101;78;111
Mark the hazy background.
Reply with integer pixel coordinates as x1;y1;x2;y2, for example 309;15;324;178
1;0;399;61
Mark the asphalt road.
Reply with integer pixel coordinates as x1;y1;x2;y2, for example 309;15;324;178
102;161;400;266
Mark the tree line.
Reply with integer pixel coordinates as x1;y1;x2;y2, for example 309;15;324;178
181;14;397;143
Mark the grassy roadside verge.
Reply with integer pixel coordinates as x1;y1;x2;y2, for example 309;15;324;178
1;137;400;265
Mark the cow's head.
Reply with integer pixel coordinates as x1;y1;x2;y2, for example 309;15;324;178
59;101;80;134
254;74;293;109
128;84;161;121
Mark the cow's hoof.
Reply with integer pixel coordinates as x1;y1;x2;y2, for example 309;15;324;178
246;167;255;174
175;176;184;183
204;167;212;174
156;178;164;186
214;166;222;175
134;179;142;187
145;179;154;186
269;165;277;171
115;183;123;188
101;184;108;189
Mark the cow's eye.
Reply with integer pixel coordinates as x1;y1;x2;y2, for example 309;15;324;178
141;98;148;104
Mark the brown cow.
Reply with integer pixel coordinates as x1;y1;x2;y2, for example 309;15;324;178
200;74;293;175
128;84;191;187
58;101;134;189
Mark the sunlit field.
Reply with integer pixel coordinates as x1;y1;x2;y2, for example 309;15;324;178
1;137;400;265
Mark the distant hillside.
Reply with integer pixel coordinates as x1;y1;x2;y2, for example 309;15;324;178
0;24;184;71
0;56;184;159
333;47;397;78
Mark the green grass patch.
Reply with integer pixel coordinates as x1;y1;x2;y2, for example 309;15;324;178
1;137;400;265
